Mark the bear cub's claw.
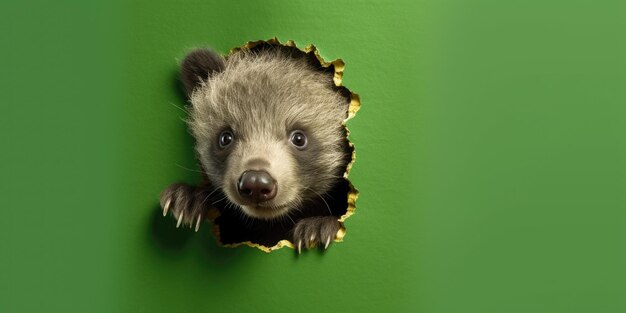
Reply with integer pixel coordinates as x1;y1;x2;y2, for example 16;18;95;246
160;183;208;232
293;216;340;253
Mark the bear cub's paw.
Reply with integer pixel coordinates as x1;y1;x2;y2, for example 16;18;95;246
160;183;209;232
293;216;340;253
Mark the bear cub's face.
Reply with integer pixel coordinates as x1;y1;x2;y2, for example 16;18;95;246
182;49;349;220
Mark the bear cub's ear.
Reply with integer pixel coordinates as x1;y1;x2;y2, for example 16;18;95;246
180;48;225;98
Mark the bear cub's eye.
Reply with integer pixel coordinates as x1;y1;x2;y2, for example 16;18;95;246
218;130;234;148
289;130;308;149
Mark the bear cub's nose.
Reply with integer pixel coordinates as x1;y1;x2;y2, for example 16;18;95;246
237;170;277;202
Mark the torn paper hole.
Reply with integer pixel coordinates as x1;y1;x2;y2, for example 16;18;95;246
162;38;360;253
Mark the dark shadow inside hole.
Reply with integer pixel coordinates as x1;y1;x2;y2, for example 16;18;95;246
214;176;352;248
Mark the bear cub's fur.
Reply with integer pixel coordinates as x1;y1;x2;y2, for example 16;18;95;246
160;43;352;252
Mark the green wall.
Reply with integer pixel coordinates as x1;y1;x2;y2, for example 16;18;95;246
3;0;625;312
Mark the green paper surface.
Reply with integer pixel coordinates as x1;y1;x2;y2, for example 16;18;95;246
2;0;626;312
